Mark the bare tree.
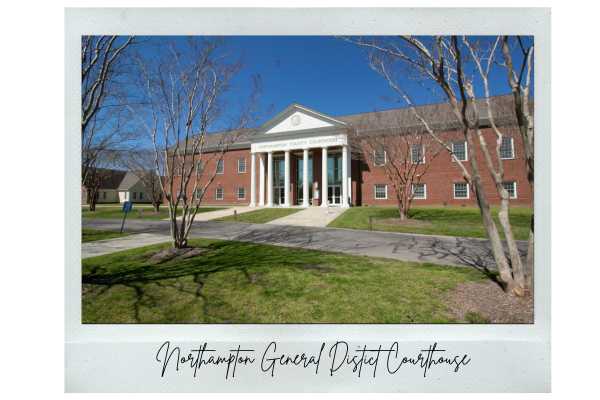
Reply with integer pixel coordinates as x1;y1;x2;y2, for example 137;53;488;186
350;114;441;219
81;35;135;188
346;35;533;296
130;38;260;249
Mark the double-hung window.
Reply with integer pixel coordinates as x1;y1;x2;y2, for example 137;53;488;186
237;187;246;200
215;187;224;200
374;184;388;200
373;148;387;166
502;181;517;199
237;158;247;173
500;136;515;159
216;159;224;174
412;183;427;199
453;182;469;199
411;144;425;164
452;141;468;161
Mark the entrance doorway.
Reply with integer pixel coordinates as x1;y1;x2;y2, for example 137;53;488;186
273;157;285;205
327;153;343;206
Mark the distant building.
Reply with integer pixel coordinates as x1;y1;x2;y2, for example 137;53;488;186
82;169;154;204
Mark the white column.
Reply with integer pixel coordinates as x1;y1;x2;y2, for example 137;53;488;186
258;153;265;206
249;153;256;207
321;147;328;207
302;148;309;207
284;150;291;207
267;152;273;207
347;146;352;206
342;145;349;207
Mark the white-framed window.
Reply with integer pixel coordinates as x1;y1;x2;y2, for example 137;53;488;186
411;144;425;164
500;136;515;159
216;159;224;174
373;148;387;166
237;158;247;173
194;188;204;200
196;161;204;175
139;192;143;200
502;181;517;199
374;184;388;200
237;187;246;200
453;182;469;199
215;187;224;200
452;140;468;161
132;192;137;200
412;183;427;199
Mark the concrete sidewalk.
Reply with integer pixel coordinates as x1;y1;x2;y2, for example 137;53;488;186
177;206;255;222
82;233;171;259
83;218;527;269
267;206;347;227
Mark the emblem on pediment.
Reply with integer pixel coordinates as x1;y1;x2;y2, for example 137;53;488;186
291;114;301;126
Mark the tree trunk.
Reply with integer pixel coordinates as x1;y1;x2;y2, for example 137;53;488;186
525;215;534;291
472;178;516;293
153;202;160;213
398;208;407;221
497;196;526;296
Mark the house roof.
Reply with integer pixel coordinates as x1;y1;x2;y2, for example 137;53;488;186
85;168;127;190
117;171;142;190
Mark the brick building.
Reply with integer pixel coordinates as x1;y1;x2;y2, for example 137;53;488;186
177;95;532;208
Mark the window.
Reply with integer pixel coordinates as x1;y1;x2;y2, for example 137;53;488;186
195;161;204;175
237;158;247;173
500;136;515;159
502;181;517;199
237;187;246;200
412;183;427;199
411;144;425;164
452;141;468;161
194;188;204;200
453;182;469;199
216;159;224;174
215;187;224;200
132;192;137;200
139;192;143;200
102;191;106;200
373;148;387;166
374;184;388;200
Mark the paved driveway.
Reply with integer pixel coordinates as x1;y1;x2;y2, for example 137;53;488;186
83;218;527;270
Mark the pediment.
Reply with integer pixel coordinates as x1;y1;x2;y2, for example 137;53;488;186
260;104;346;135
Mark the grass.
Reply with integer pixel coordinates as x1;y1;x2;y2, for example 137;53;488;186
82;206;226;220
82;228;131;243
81;238;487;324
328;206;533;240
216;208;303;224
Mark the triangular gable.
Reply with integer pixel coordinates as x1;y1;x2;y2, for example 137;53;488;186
260;104;346;135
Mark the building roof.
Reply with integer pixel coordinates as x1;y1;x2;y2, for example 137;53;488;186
84;168;127;190
186;94;530;151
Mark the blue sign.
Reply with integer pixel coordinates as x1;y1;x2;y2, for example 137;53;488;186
122;201;133;213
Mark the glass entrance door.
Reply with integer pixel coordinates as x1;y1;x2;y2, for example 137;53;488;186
273;157;285;205
327;153;343;206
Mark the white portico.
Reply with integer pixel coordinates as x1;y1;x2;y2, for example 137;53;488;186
248;104;352;208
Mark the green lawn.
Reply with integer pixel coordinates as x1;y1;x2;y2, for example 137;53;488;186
329;206;533;241
82;228;131;243
82;206;226;220
216;208;303;224
82;238;486;324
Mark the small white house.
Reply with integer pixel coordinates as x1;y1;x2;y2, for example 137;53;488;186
117;171;153;204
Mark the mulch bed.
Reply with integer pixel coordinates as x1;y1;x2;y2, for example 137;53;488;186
445;280;533;324
148;247;207;265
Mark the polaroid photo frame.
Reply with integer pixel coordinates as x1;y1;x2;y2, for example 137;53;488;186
66;7;551;392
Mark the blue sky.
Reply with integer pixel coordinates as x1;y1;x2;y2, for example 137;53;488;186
129;35;533;132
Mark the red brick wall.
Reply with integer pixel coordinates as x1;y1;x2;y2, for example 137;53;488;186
356;126;532;207
168;126;532;207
